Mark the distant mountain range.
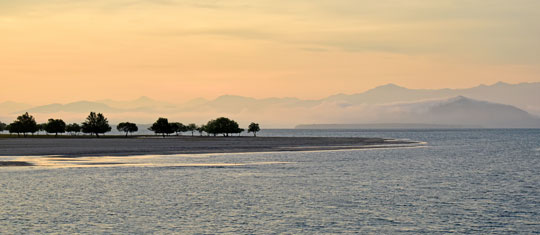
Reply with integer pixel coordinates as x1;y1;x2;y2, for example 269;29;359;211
325;81;540;115
297;96;540;129
1;82;539;128
182;81;540;116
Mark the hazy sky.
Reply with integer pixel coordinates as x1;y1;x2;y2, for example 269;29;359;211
1;0;540;104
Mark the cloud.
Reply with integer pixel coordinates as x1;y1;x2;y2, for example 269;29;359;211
2;0;540;80
147;28;274;40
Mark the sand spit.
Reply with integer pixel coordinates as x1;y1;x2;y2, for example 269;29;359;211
0;136;419;159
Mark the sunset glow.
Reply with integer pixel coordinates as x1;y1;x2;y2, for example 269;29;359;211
1;0;539;104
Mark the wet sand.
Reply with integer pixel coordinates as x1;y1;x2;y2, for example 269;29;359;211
0;136;417;158
0;161;34;166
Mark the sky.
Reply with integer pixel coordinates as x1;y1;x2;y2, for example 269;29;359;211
1;0;540;104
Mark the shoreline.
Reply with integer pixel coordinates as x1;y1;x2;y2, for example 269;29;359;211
0;137;421;165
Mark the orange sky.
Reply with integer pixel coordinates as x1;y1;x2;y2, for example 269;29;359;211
1;0;540;104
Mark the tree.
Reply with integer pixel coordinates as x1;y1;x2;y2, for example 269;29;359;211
9;112;38;137
170;122;186;136
187;123;197;136
81;112;111;137
117;122;138;137
45;119;66;137
66;123;81;135
236;128;245;136
204;120;218;136
0;121;6;132
5;124;12;135
205;117;242;137
248;123;260;137
149;117;173;137
6;123;20;136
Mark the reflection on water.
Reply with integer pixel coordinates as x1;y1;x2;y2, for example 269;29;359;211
1;142;424;169
1;129;539;233
6;154;294;169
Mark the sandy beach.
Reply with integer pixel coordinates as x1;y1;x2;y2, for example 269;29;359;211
0;136;417;158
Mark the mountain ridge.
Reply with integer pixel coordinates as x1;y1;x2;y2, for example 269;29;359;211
2;82;539;128
297;96;540;129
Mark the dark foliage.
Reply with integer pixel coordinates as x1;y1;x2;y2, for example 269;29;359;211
81;112;112;137
66;123;81;135
0;121;6;132
117;122;138;137
149;117;174;137
204;117;243;137
45;119;66;136
248;122;261;137
170;122;187;136
9;112;38;137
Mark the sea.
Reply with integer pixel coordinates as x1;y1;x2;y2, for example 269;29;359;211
1;129;539;234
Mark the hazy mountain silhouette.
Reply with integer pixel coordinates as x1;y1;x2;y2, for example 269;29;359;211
298;96;540;128
172;82;540;116
424;96;538;127
18;97;180;114
182;95;319;113
21;101;122;113
98;96;177;110
401;96;540;128
323;82;540;115
2;82;539;128
325;83;455;104
179;97;210;110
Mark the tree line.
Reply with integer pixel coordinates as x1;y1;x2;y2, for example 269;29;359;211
0;112;260;138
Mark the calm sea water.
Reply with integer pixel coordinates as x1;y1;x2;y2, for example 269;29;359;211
1;129;539;234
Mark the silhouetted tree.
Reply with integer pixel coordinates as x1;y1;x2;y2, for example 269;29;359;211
204;119;219;136
187;123;197;136
45;119;66;137
6;123;20;136
236;128;245;136
170;122;186;136
149;117;174;137
81;112;111;137
0;121;6;132
66;123;81;135
248;123;260;137
9;112;38;137
205;117;242;137
117;122;138;137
